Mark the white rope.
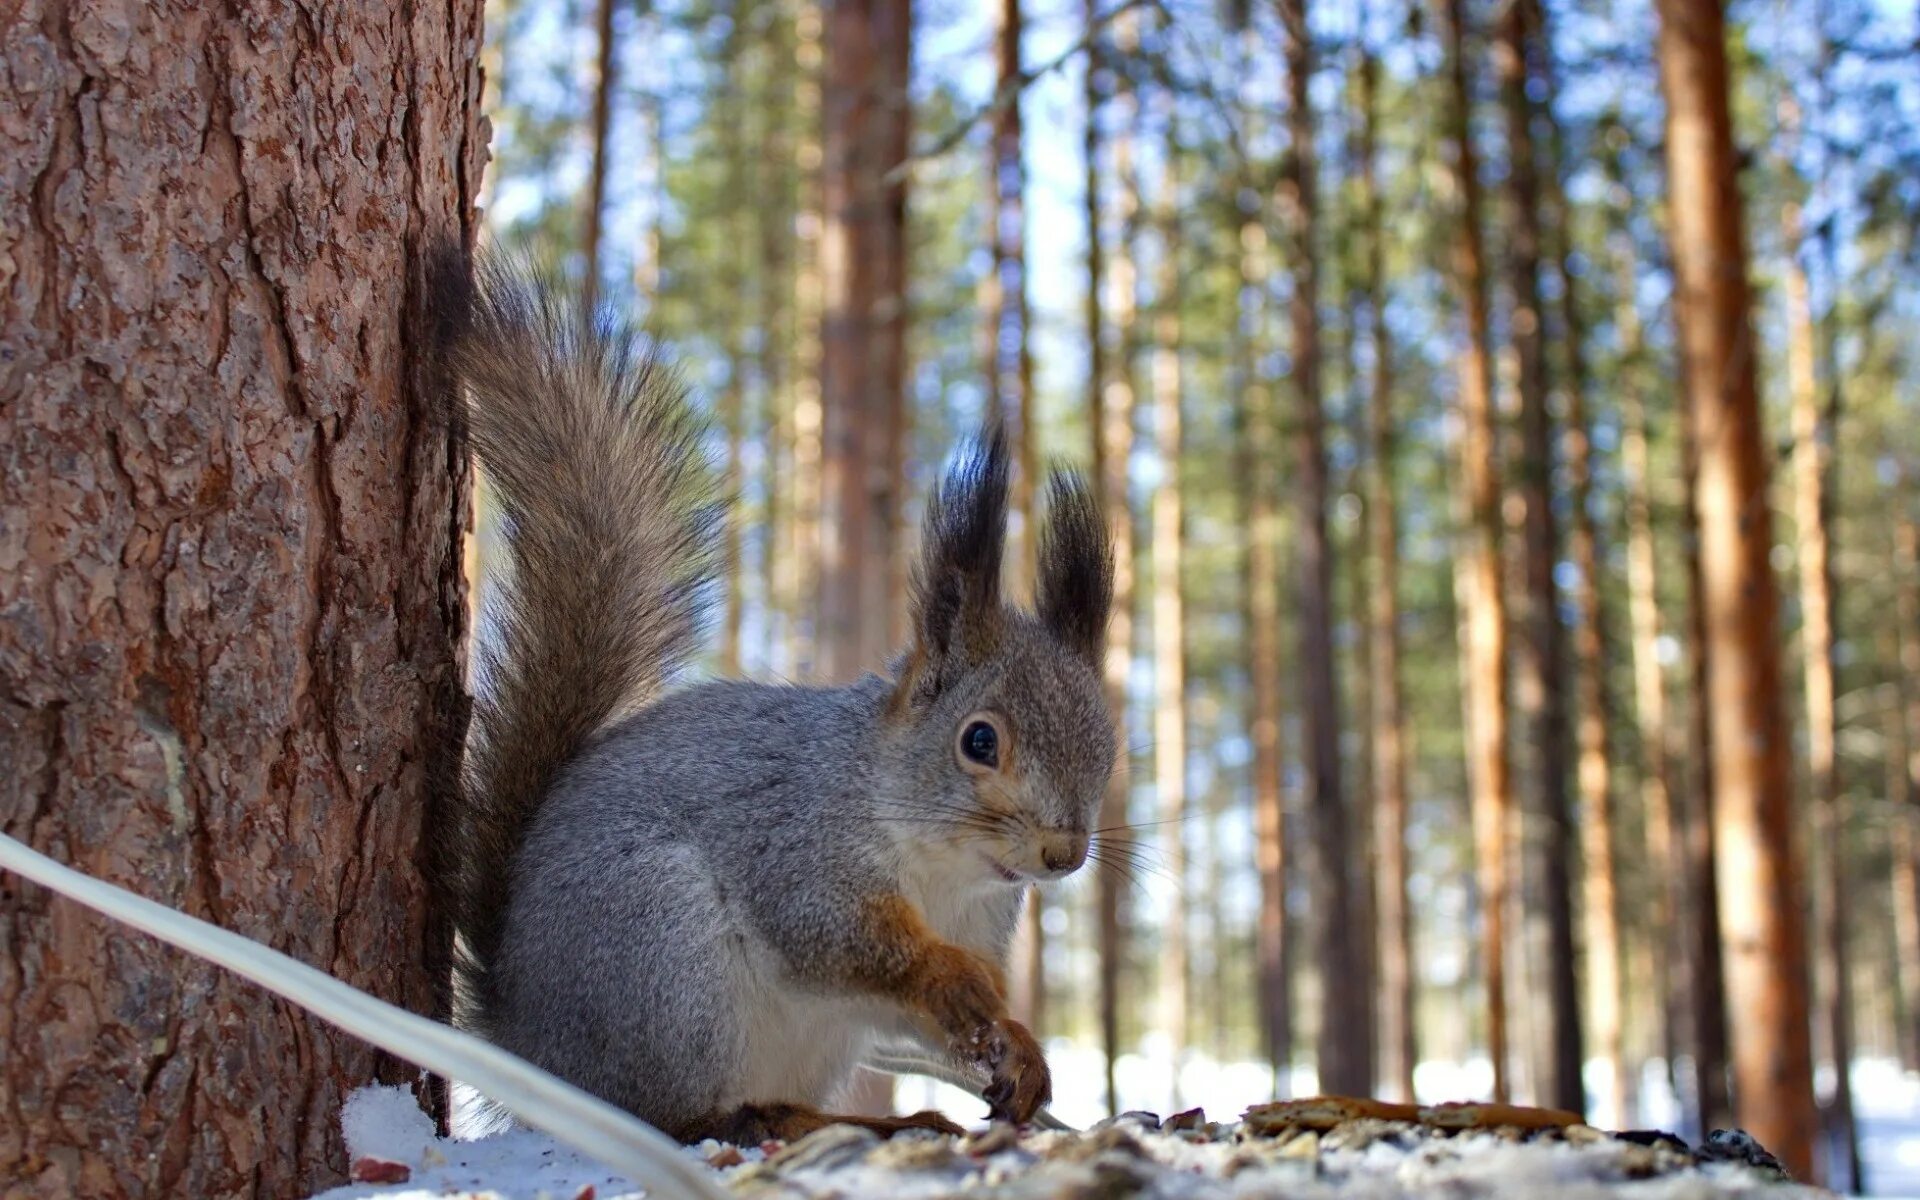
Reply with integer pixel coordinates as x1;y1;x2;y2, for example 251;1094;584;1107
0;833;728;1200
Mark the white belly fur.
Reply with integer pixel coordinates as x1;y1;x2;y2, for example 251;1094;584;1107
728;860;1021;1108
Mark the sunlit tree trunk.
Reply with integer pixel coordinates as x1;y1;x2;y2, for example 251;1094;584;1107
720;15;749;677
1532;2;1620;1121
1151;84;1190;1105
1893;510;1920;1072
790;0;826;675
1780;138;1858;1190
0;1;483;1191
1093;3;1143;1116
1497;0;1581;1115
1358;23;1414;1106
1434;0;1512;1104
1678;395;1734;1136
1279;0;1363;1099
1655;0;1815;1176
757;7;797;673
1611;181;1681;1113
582;0;618;313
818;0;911;681
1234;31;1292;1096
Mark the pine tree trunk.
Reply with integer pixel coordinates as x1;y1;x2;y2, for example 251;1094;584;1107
818;0;911;681
1496;0;1582;1115
1678;394;1734;1136
1434;0;1513;1104
1239;25;1293;1097
1655;0;1815;1176
1093;3;1143;1116
1150;87;1190;1105
1895;511;1920;1073
1279;0;1362;1099
1611;187;1681;1113
1781;173;1859;1192
582;0;619;312
790;0;826;676
1357;30;1414;1106
0;2;483;1193
1534;5;1622;1121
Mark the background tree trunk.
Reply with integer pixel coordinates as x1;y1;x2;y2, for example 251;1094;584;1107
1434;0;1513;1105
1150;86;1190;1105
1655;0;1816;1177
1358;23;1413;1106
1094;2;1143;1118
582;0;618;313
0;1;483;1193
1895;509;1920;1073
818;0;911;681
1781;161;1858;1191
1497;0;1582;1116
1279;0;1363;1099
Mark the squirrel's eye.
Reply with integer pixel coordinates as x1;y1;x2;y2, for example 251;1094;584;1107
960;720;1000;768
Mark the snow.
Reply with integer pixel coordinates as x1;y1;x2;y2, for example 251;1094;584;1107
307;1073;1865;1200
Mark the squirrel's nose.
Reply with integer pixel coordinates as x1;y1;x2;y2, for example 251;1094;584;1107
1040;832;1089;874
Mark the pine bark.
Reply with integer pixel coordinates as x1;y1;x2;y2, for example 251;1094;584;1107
789;0;826;676
1893;511;1920;1072
1781;166;1858;1190
1358;26;1413;1105
1678;392;1734;1134
1654;0;1815;1176
582;0;619;313
1496;0;1581;1115
1434;0;1512;1104
1279;0;1362;1098
1611;188;1681;1110
1535;5;1621;1121
1150;88;1190;1102
0;1;484;1193
1240;27;1293;1095
818;0;912;680
1093;4;1143;1116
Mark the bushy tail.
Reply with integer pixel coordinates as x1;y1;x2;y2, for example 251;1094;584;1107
434;251;716;1020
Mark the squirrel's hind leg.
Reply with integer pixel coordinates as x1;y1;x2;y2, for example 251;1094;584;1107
687;1102;965;1145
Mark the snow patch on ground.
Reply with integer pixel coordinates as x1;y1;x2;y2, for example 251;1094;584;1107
308;1083;1849;1200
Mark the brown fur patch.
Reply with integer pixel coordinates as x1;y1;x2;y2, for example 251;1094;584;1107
683;1102;965;1146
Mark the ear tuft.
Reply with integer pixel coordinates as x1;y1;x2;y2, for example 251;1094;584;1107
906;426;1012;689
1036;468;1113;666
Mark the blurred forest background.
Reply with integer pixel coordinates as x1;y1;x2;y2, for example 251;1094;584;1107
474;0;1920;1192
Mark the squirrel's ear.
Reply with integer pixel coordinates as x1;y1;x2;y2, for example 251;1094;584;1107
1036;468;1113;667
902;427;1010;700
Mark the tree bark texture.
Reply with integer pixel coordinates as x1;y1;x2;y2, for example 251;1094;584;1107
1149;91;1189;1103
0;1;484;1194
1496;0;1581;1116
1358;33;1414;1106
1434;0;1512;1105
1895;511;1920;1073
1238;25;1291;1095
1092;3;1141;1117
1655;0;1815;1177
1782;178;1858;1190
818;0;910;681
1278;0;1362;1099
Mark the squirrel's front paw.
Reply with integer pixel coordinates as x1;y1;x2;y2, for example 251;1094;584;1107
977;1017;1050;1124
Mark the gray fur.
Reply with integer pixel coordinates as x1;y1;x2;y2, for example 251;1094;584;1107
441;256;1115;1139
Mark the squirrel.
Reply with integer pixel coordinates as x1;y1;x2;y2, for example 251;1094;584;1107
434;253;1116;1146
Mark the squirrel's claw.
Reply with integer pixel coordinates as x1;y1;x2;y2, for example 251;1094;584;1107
980;1017;1050;1124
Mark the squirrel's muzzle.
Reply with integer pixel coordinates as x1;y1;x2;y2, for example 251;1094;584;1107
1038;831;1089;876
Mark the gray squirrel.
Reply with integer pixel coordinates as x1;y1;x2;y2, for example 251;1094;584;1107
436;254;1116;1144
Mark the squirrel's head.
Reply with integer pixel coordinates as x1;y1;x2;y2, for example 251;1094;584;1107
881;427;1116;887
